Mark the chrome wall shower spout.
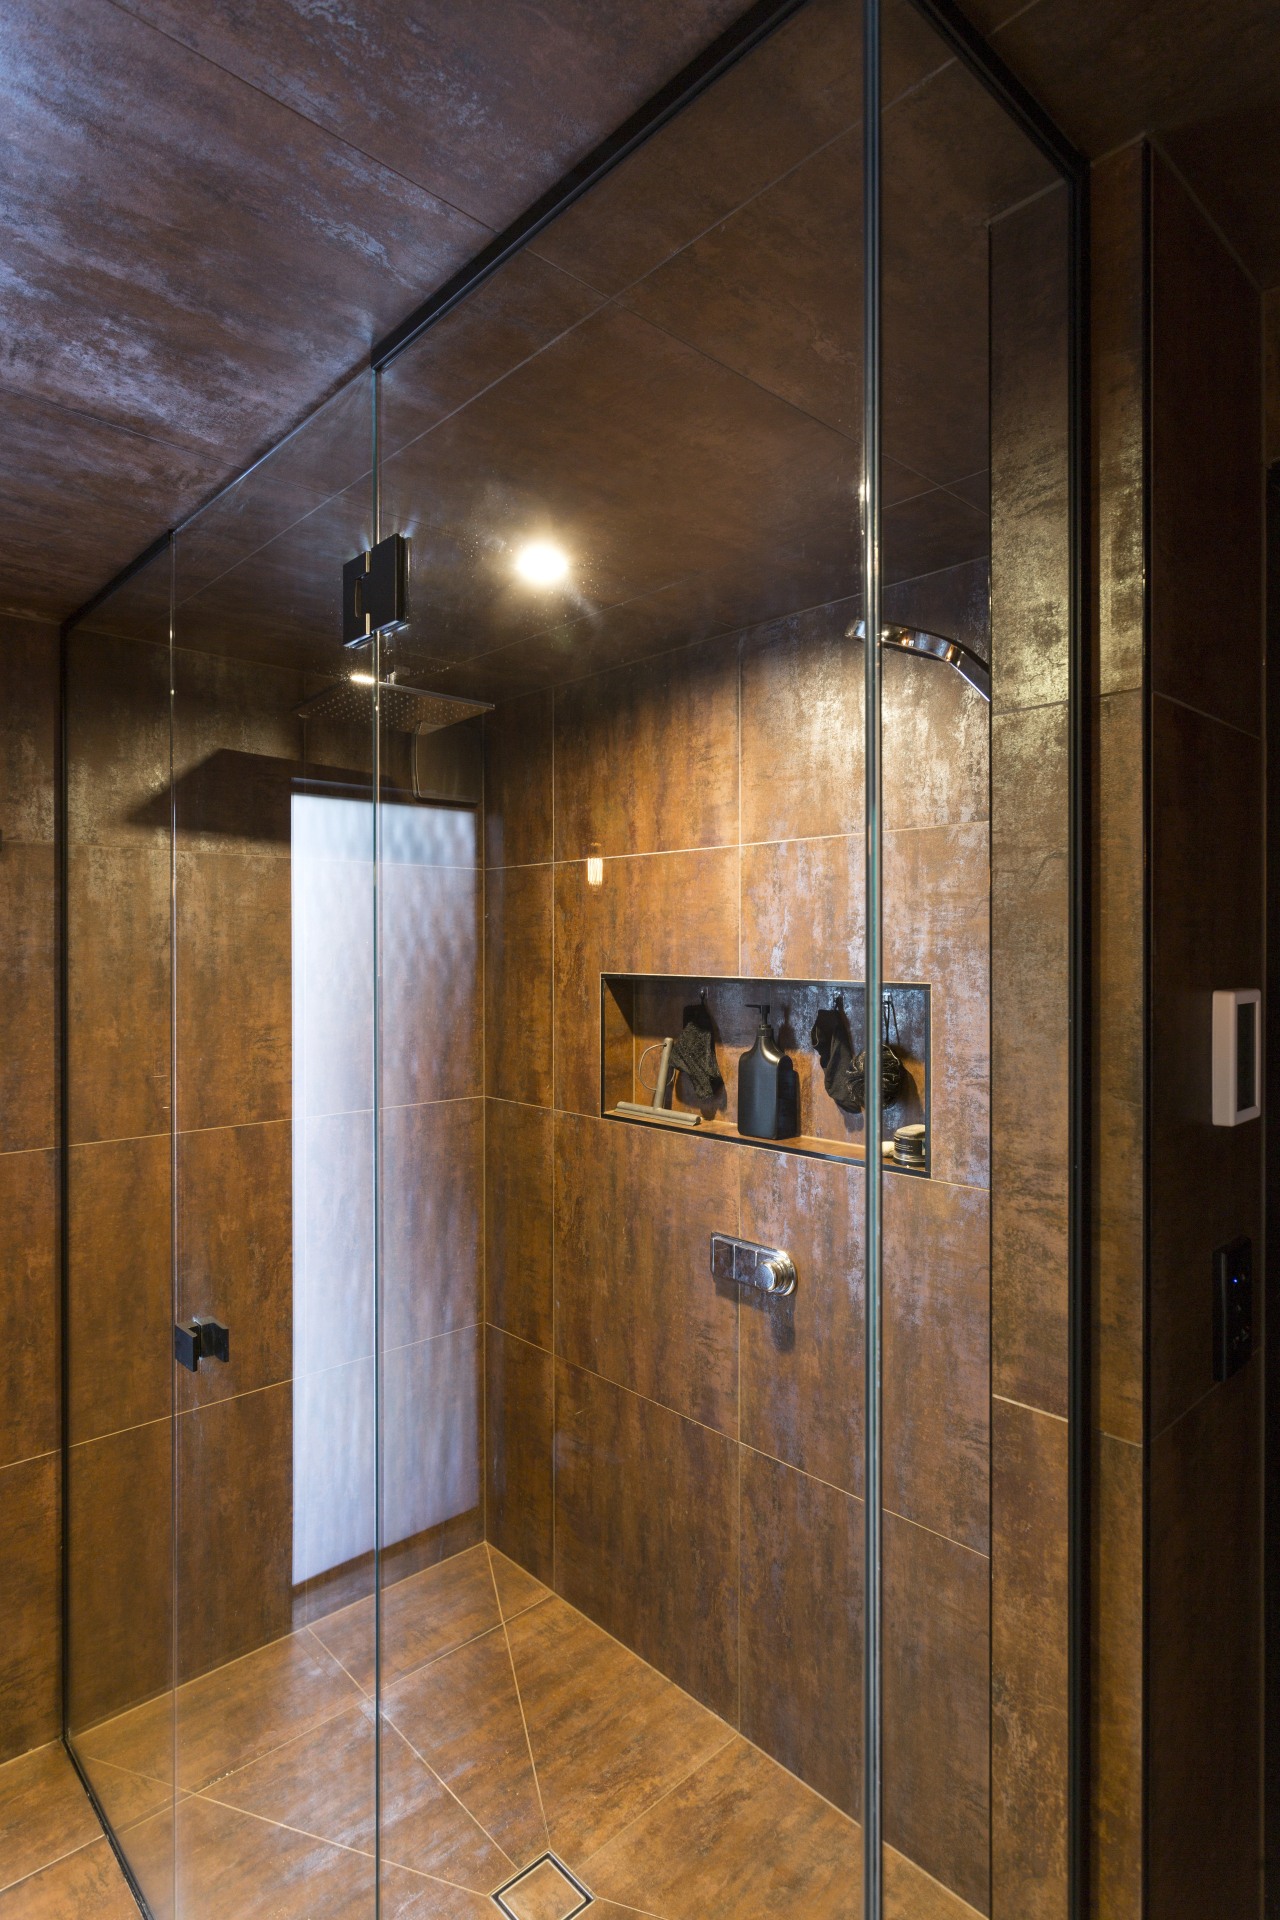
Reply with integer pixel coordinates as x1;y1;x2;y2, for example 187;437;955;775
850;619;992;701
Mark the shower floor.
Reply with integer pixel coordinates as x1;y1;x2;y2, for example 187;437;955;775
11;1546;983;1918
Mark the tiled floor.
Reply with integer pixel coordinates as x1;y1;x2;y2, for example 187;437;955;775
3;1545;984;1918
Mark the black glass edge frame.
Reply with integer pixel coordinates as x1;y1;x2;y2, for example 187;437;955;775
886;6;1092;1916
56;4;1092;1914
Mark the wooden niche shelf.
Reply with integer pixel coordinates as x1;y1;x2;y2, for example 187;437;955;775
599;973;931;1174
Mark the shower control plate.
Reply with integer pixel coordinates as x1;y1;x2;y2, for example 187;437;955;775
710;1233;796;1297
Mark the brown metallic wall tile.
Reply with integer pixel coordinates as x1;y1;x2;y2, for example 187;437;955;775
67;1136;171;1446
883;1511;990;1912
881;641;990;835
739;1448;862;1817
883;1174;989;1553
0;1149;58;1466
0;845;55;1156
991;702;1069;1419
1149;1371;1262;1919
989;185;1070;713
66;632;170;853
0;1454;59;1762
176;1385;293;1683
484;690;553;870
739;1149;862;1494
554;1360;738;1719
177;1120;292;1409
740;834;864;982
485;1326;553;1585
991;1398;1068;1920
555;635;739;861
382;859;483;1107
485;863;553;1106
1093;1433;1142;1920
67;843;171;1148
67;1421;172;1732
0;617;57;843
1150;153;1262;737
554;849;739;1115
555;1111;739;1433
1091;146;1146;699
1149;697;1262;1437
175;849;291;1132
485;1097;553;1349
740;601;861;846
884;821;989;1190
382;1096;483;1349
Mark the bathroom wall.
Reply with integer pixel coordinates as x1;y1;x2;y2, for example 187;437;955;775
0;613;60;1764
1092;141;1265;1919
482;557;994;1909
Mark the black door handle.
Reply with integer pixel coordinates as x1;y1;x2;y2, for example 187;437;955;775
174;1318;231;1371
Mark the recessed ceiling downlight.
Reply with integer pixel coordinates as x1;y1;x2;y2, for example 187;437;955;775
514;539;569;587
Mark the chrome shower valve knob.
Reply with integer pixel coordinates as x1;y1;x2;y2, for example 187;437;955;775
710;1233;797;1298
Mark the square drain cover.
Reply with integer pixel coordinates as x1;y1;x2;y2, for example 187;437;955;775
492;1851;593;1919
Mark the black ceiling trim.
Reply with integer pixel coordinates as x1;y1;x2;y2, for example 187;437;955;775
370;0;810;368
60;528;170;640
906;0;1087;182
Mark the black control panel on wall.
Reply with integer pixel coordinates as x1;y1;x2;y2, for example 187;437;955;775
1212;1237;1253;1382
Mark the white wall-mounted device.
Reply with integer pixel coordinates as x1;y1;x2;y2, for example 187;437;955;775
1212;989;1261;1126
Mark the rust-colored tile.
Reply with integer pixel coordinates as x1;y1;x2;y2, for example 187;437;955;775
885;1847;987;1919
176;1385;293;1683
382;1326;483;1564
383;1097;483;1349
1092;1433;1142;1919
739;1450;862;1818
739;1149;862;1494
554;1362;738;1720
171;648;305;855
583;1735;860;1919
486;865;553;1107
883;1512;990;1912
553;849;739;1117
1148;1370;1261;1920
0;1743;100;1893
1091;149;1146;700
488;1547;550;1623
486;1099;553;1349
75;1757;174;1840
991;702;1068;1419
883;1174;989;1552
883;821;989;1191
0;1838;138;1919
991;1398;1068;1920
0;1149;58;1465
64;628;170;853
311;1543;499;1695
0;617;56;843
741;600;862;846
555;1112;738;1433
553;635;739;861
740;835;863;982
989;186;1070;714
66;1135;171;1446
507;1593;730;1862
175;849;291;1132
1149;697;1262;1437
382;857;483;1107
210;1698;510;1892
66;1424;171;1737
66;842;170;1148
485;690;554;871
486;1328;554;1587
0;845;55;1155
1150;156;1262;738
177;1121;292;1409
881;642;989;835
383;1624;548;1868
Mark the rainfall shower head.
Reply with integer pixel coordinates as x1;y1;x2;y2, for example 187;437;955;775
296;674;493;734
850;620;991;702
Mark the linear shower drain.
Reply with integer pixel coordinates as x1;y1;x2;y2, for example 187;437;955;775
491;1851;593;1919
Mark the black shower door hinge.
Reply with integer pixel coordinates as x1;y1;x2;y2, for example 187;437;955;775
343;532;409;646
174;1318;231;1372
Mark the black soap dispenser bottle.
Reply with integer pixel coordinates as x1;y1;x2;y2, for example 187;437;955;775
737;1003;798;1140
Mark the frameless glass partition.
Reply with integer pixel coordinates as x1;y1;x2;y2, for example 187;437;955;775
62;4;1077;1915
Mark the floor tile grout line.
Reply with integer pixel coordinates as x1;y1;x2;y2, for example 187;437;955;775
575;1729;740;1879
484;1550;554;1853
0;1833;110;1902
375;1708;517;1878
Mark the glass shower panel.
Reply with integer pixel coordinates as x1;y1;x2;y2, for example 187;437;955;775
877;5;1072;1914
168;374;381;1916
64;547;177;1919
375;2;869;1911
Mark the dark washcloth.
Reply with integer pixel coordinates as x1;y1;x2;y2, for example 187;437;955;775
669;1003;723;1103
811;1005;861;1113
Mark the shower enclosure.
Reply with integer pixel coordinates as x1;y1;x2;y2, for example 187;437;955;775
61;1;1083;1914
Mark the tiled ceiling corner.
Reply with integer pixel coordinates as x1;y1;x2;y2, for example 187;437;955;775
0;0;744;621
